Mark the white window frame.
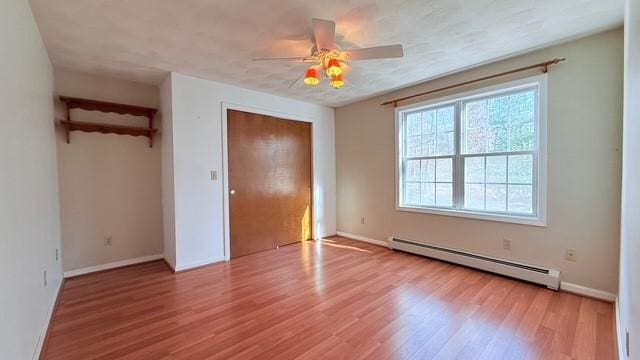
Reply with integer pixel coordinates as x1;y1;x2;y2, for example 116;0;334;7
395;74;547;227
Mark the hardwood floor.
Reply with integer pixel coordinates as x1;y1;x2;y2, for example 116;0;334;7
42;236;616;360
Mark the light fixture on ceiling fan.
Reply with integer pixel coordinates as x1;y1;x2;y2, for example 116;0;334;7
253;18;404;89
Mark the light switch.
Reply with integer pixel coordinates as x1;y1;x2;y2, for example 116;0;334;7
211;170;217;181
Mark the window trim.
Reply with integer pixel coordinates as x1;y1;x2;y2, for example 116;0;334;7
395;74;548;227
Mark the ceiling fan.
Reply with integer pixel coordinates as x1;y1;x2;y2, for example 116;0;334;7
252;18;404;89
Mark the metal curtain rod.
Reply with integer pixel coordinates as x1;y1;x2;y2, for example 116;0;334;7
381;58;566;107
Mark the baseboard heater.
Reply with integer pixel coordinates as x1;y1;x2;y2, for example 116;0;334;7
388;237;560;290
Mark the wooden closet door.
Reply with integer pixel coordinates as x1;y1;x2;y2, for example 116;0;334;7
227;110;312;258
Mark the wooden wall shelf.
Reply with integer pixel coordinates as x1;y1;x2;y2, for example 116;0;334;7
59;96;158;147
59;120;158;138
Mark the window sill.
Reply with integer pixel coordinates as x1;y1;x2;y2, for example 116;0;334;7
396;205;547;227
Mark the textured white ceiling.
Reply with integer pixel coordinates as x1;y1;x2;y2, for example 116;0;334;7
30;0;623;107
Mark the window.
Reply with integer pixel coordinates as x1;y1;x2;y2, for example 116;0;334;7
396;75;547;226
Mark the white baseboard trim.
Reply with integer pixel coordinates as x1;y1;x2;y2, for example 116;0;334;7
559;281;617;302
332;235;617;303
63;254;164;278
316;233;338;240
163;257;176;272
33;275;63;360
174;256;226;272
616;297;626;359
336;231;389;248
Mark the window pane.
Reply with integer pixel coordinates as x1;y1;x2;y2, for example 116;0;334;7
463;88;536;155
436;183;453;207
508;185;533;213
487;96;509;152
510;91;535;123
422;110;436;134
466;99;488;129
421;133;435;157
486;184;507;211
420;159;435;182
420;182;435;206
509;91;535;151
462;154;533;213
437;107;454;132
464;99;488;154
436;131;454;156
436;132;454;156
435;106;455;156
406;113;422;136
405;106;455;158
508;154;533;184
464;127;487;154
406;160;420;182
486;156;506;183
510;121;534;151
405;182;420;205
488;125;508;153
407;135;421;157
465;184;484;210
488;96;509;126
465;157;484;183
435;158;452;182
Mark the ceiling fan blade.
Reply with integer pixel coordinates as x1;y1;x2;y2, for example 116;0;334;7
312;18;336;51
343;44;404;61
252;56;316;62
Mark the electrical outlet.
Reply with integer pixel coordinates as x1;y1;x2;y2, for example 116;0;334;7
104;236;113;246
503;239;512;250
360;217;365;225
565;248;577;261
43;270;47;287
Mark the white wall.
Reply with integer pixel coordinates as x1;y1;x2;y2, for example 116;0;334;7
162;72;336;271
54;69;163;272
335;29;623;294
0;0;62;358
619;0;640;357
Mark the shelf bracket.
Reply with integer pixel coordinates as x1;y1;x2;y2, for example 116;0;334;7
148;112;154;148
65;105;71;144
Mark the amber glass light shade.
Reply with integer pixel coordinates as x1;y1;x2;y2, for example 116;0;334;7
303;68;320;86
330;74;344;89
326;58;342;77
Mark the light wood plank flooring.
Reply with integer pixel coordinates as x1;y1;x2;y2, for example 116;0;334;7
42;236;616;359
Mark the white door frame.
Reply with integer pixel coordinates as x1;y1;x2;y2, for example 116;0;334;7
221;102;316;261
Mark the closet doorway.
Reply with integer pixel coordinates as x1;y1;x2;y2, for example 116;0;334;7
227;110;312;258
